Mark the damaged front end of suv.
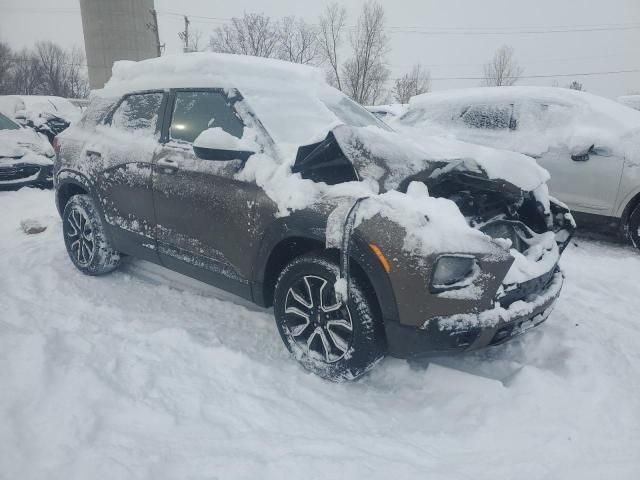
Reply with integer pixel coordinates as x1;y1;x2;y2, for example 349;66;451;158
293;125;575;358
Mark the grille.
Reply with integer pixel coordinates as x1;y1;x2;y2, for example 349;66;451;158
0;165;40;181
498;267;557;308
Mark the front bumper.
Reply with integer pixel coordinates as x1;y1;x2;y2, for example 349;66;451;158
385;269;563;358
0;162;53;189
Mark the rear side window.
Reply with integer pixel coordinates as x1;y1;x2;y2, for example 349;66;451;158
80;96;118;128
460;104;515;130
111;92;163;136
0;112;20;130
170;90;244;144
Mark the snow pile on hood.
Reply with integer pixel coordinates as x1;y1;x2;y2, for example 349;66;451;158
0;128;53;163
0;95;81;124
396;86;640;160
333;125;550;192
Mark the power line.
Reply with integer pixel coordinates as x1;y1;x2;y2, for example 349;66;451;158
158;10;640;35
428;68;640;81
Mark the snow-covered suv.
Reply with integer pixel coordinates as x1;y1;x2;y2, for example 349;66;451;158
54;54;574;381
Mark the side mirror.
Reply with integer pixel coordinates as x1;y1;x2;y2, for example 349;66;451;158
571;144;594;162
193;146;254;162
192;127;256;162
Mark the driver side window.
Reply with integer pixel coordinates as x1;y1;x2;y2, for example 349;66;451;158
169;90;244;144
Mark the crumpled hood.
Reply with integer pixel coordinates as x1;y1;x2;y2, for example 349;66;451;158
331;125;550;193
0;128;54;160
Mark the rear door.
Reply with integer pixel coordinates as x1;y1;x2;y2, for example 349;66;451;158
152;89;259;298
92;91;166;260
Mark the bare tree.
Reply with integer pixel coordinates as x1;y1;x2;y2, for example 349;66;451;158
7;48;42;95
567;80;583;91
482;45;523;87
0;41;89;97
277;17;320;65
318;3;347;89
209;13;280;58
341;1;390;105
393;65;431;103
66;46;90;98
35;41;69;96
0;42;14;93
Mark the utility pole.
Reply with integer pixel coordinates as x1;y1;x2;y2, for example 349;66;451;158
147;8;163;57
179;15;191;52
184;15;190;52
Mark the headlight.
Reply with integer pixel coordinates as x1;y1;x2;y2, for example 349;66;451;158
431;255;477;292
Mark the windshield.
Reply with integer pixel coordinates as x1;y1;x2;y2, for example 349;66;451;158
241;84;393;146
0;112;20;130
322;96;393;132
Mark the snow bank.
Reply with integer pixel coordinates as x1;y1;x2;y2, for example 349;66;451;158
0;128;54;169
1;188;639;480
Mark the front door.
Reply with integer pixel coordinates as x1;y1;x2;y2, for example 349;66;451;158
152;89;259;298
515;102;624;216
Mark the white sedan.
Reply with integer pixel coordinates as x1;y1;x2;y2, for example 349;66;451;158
394;86;640;248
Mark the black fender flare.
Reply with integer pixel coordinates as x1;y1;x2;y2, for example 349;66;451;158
252;209;399;324
55;169;99;217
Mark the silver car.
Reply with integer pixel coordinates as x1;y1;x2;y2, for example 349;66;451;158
395;86;640;248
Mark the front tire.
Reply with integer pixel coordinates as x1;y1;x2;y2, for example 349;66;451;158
626;204;640;249
62;194;120;275
274;253;386;381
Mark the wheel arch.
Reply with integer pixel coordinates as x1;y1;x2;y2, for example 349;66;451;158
619;189;640;231
55;170;96;217
255;232;399;325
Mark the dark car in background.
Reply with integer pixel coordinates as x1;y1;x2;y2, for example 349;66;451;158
54;54;574;381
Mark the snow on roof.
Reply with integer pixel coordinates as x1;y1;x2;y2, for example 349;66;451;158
408;86;640;130
102;52;325;95
101;53;345;146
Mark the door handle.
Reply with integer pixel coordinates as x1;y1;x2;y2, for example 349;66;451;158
157;157;180;173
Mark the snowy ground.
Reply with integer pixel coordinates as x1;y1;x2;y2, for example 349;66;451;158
1;187;640;480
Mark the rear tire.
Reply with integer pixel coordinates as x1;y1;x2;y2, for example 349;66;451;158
274;253;386;381
62;194;120;275
626;204;640;249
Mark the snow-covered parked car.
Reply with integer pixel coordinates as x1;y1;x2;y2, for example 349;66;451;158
395;87;640;247
54;53;574;380
0;110;55;188
0;95;81;144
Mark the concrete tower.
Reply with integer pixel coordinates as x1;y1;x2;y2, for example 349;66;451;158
79;0;159;89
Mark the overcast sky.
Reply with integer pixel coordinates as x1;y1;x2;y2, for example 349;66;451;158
1;0;639;99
